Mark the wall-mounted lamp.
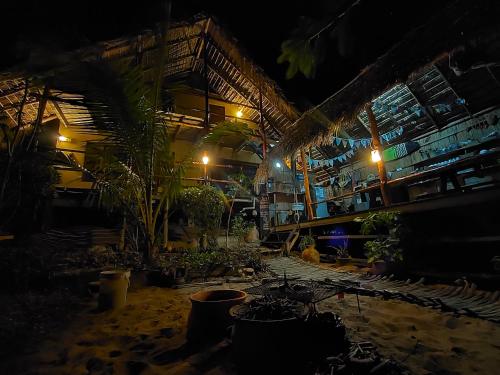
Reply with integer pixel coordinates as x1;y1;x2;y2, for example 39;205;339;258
371;149;381;163
202;154;209;165
58;135;71;142
236;109;243;118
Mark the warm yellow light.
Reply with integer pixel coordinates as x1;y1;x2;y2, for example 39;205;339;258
202;155;209;165
58;135;71;142
236;110;243;118
371;149;381;163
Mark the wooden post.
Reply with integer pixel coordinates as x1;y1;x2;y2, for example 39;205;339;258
366;105;391;206
203;33;210;130
259;87;267;159
300;148;314;220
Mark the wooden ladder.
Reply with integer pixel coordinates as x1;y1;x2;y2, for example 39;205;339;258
281;227;300;256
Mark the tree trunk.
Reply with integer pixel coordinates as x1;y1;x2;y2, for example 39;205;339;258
163;200;169;249
225;197;236;249
119;215;127;251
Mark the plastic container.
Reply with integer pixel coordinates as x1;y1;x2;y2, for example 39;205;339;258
98;270;131;310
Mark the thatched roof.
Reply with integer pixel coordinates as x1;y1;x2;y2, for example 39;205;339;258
0;14;300;141
280;0;500;156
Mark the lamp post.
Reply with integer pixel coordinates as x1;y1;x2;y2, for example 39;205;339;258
202;153;209;184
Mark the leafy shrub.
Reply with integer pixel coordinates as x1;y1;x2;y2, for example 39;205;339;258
179;185;225;245
231;216;250;245
354;211;404;263
299;235;315;251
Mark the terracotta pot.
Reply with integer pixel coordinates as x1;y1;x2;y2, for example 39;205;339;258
371;260;387;275
244;226;259;242
187;289;247;345
302;245;320;264
231;314;305;373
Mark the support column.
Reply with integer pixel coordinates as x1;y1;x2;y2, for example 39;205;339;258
300;148;314;220
259;87;267;159
366;105;391;206
203;34;210;129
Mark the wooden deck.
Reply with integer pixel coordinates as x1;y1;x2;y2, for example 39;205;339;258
273;186;500;232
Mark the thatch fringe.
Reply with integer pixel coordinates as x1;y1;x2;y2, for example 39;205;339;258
281;0;500;155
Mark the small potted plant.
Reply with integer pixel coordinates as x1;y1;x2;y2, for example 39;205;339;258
299;234;320;264
354;211;404;274
333;240;350;266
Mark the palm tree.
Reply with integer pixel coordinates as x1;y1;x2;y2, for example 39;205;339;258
57;59;186;260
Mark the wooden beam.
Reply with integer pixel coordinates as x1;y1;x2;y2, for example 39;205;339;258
259;87;267;159
203;34;209;130
405;83;439;128
50;99;71;128
171;125;181;140
300;148;315;220
366;104;391;206
273;187;500;233
433;65;473;119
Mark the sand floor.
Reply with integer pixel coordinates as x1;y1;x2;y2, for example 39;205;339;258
4;281;500;375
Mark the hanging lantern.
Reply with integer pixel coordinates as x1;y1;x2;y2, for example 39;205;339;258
371;149;381;163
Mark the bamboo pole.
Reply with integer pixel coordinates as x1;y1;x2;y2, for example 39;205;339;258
300;148;315;220
366;104;391;206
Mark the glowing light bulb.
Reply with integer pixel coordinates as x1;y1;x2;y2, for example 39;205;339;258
371;149;381;163
58;135;71;142
236;110;243;118
202;155;209;165
275;162;282;168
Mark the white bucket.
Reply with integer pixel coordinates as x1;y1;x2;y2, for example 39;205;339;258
98;270;131;310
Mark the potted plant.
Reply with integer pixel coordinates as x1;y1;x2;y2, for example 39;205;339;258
333;240;350;266
299;234;320;264
354;211;404;274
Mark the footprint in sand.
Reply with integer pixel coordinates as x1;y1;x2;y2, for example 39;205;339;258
109;350;122;358
130;341;156;352
126;360;149;375
445;317;460;329
159;327;175;338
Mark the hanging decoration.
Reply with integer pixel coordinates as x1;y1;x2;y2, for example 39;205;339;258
315;97;467;167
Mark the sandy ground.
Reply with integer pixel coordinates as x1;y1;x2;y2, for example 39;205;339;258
4;280;500;375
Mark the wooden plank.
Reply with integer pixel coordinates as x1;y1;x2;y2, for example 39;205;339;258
317;235;382;240
274;187;500;232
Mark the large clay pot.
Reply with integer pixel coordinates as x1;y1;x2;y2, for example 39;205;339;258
371;260;387;275
186;289;247;345
244;226;259;242
302;245;320;264
231;314;305;373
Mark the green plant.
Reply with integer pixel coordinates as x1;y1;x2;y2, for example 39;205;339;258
332;240;349;258
231;216;250;245
179;185;225;247
299;234;315;251
354;211;404;263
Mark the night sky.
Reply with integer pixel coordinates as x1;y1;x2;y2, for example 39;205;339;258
3;0;450;109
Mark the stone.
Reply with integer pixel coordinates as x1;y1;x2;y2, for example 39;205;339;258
86;357;105;373
126;360;149;375
159;327;175;338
